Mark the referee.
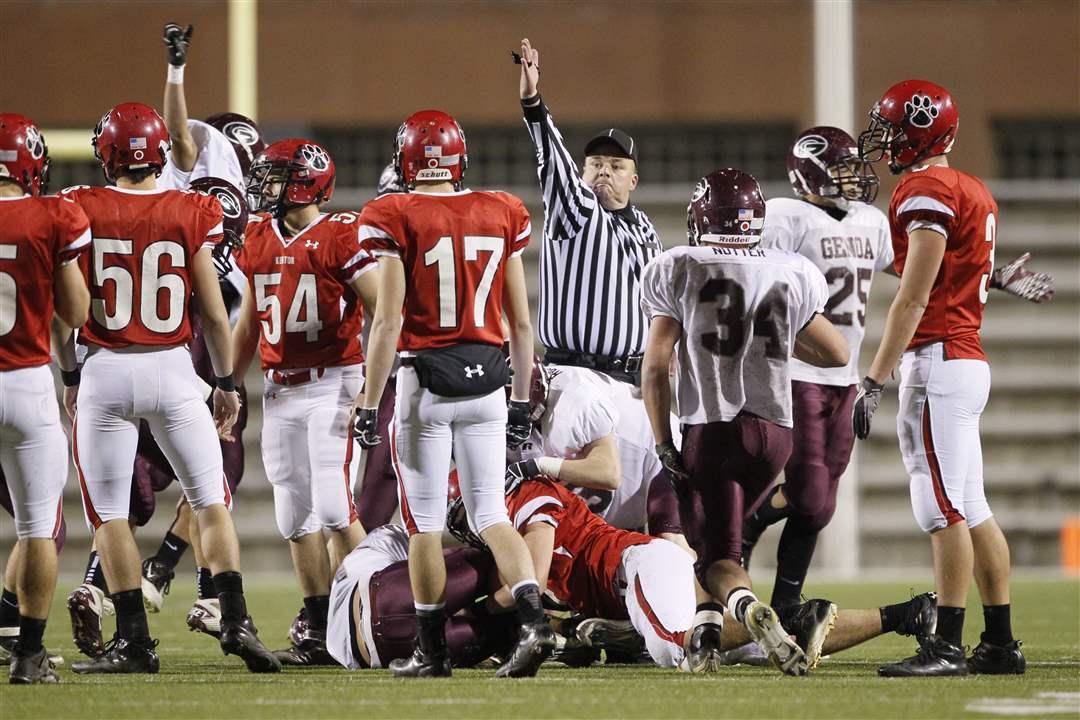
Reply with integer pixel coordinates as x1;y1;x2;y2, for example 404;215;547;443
517;38;662;384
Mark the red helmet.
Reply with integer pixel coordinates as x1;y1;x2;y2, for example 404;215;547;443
858;79;959;174
395;110;467;189
204;112;265;178
687;168;765;247
0;113;49;196
92;102;171;183
788;126;878;206
189;176;248;254
246;138;335;217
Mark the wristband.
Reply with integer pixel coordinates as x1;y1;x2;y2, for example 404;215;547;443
215;375;236;392
60;367;81;387
536;456;563;479
167;64;185;84
521;93;541;107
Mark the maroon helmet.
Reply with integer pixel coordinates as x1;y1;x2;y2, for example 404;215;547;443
205;112;265;178
0;113;49;196
686;168;765;247
246;138;335;217
92;102;171;183
189;176;247;257
858;79;959;174
788;126;878;205
503;356;552;424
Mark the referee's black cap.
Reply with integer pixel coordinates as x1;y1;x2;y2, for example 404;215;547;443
584;128;639;166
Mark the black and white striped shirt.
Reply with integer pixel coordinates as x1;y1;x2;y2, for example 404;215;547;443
523;99;662;358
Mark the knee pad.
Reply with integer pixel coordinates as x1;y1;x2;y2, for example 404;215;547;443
783;463;831;518
964;499;993;530
909;475;964;533
271;484;319;540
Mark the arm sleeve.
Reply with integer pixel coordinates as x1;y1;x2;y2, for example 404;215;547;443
567;395;617;453
53;198;92;265
508;194;531;259
196;194;225;251
760;205;800;253
522;97;597;244
640;254;680;321
510;488;565;531
340;230;378;284
797;258;830;329
357;199;405;258
874;209;895;271
894;176;958;240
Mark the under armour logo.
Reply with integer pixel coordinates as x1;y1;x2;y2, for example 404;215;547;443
463;365;484;378
305;239;319;250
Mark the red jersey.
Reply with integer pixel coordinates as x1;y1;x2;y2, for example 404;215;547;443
357;189;530;351
62;185;223;349
890;166;998;360
506;478;652;619
236;211;374;371
0;195;91;370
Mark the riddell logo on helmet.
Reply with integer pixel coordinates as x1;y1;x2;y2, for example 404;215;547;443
905;94;939;128
793;134;828;159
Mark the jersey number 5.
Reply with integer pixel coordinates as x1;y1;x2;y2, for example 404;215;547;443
92;239;187;334
424;236;504;328
253;273;323;344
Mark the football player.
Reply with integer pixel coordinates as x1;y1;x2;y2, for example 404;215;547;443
354;109;555;678
62;103;279;674
855;80;1036;676
0;114;91;683
232;138;374;666
640;168;850;675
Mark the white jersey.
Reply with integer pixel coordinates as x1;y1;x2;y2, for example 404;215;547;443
641;245;828;427
159;119;245;192
512;365;680;531
761;197;893;386
326;524;409;670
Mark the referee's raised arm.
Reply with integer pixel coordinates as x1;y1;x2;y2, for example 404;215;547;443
517;38;663;383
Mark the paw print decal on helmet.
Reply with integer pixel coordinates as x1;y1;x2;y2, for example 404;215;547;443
904;94;939;128
299;144;330;172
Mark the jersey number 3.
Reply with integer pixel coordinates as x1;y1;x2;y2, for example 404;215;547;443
699;276;789;360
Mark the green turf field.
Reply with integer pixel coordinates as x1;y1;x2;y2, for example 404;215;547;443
2;577;1077;719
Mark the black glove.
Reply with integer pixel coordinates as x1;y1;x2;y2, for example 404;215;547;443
506;400;532;450
504;458;541;495
852;377;885;440
163;23;194;66
655;440;691;502
352;408;381;449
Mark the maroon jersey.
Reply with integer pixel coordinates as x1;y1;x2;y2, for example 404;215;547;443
890;166;998;360
0;194;91;370
62;185;223;349
506;478;652;619
236;211;374;370
357;190;530;351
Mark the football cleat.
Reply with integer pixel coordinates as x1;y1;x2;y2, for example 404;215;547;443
389;648;452;678
287;607;310;648
67;583;114;658
0;626;17;660
878;635;968;677
9;646;60;684
272;631;337;666
71;636;160;674
495;621;556;678
777;599;837;671
894;592;937;644
551;631;600;668
186;598;222;639
714;641;771;667
140;557;174;614
679;622;722;674
575;617;645;658
967;639;1026;675
219;616;281;673
744;601;809;676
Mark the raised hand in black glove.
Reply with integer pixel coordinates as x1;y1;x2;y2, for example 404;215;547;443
504;459;541;495
163;23;194;66
655;440;691;501
506;400;532;450
352;407;381;449
852;377;885;440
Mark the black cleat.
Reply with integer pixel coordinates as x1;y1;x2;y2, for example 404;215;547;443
878;635;968;677
680;622;722;674
777;599;837;671
273;631;337;666
495;621;556;678
389;648;452;677
968;638;1026;675
9;646;60;684
220;616;281;673
894;592;937;644
140;557;174;614
575;617;645;658
71;636;160;674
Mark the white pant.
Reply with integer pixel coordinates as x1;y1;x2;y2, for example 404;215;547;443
392;366;509;535
261;365;362;540
74;346;228;527
897;342;992;533
0;366;67;539
621;539;695;668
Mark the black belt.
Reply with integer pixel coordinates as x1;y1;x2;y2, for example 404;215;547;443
542;349;642;383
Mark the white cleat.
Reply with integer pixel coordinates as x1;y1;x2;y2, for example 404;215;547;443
743;601;809;676
714;641;771;667
67;583;114;658
186;598;222;639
